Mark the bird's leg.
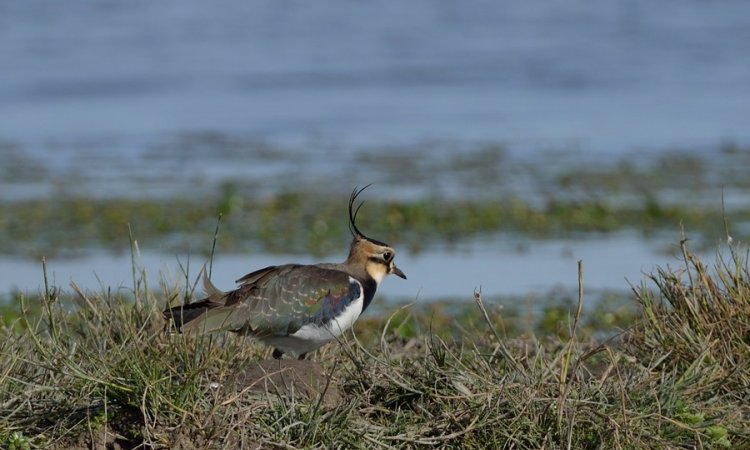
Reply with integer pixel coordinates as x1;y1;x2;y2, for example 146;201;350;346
297;353;307;360
272;348;283;359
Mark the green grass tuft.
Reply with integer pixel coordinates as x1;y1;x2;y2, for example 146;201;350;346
1;235;749;448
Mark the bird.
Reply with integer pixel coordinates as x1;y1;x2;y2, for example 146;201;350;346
163;186;406;359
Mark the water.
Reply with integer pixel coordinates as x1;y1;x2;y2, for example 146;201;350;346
1;233;697;302
1;0;749;151
0;1;746;298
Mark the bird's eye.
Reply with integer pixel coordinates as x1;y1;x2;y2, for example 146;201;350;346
382;251;393;261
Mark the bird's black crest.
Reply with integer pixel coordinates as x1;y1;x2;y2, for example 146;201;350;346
348;185;389;246
348;185;370;239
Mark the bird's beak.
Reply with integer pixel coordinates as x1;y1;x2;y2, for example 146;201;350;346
391;264;407;279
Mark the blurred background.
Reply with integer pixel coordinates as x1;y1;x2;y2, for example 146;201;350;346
2;0;750;310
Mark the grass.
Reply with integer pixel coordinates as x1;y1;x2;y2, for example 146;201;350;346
1;232;749;449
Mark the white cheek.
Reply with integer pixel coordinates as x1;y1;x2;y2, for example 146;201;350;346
371;269;386;286
366;262;388;286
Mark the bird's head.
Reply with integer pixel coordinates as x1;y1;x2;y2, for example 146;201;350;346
345;185;407;285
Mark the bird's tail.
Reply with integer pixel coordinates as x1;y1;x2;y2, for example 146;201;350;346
162;266;232;331
163;267;228;331
163;299;222;330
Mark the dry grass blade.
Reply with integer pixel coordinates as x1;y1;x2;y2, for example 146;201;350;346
473;286;525;377
1;232;748;448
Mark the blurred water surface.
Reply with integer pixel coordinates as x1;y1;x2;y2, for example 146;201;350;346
2;0;749;154
1;1;748;298
1;233;699;302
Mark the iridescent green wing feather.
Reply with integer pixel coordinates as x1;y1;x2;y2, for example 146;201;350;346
181;265;361;337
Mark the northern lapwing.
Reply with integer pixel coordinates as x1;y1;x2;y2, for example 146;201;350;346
163;186;406;359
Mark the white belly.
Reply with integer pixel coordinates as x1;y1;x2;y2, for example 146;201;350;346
258;277;365;358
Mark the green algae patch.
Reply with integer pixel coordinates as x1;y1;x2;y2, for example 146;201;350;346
0;192;738;260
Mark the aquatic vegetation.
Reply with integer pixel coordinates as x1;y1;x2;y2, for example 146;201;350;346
2;143;750;259
0;190;739;260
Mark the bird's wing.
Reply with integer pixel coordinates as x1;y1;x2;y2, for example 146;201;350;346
180;264;362;337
